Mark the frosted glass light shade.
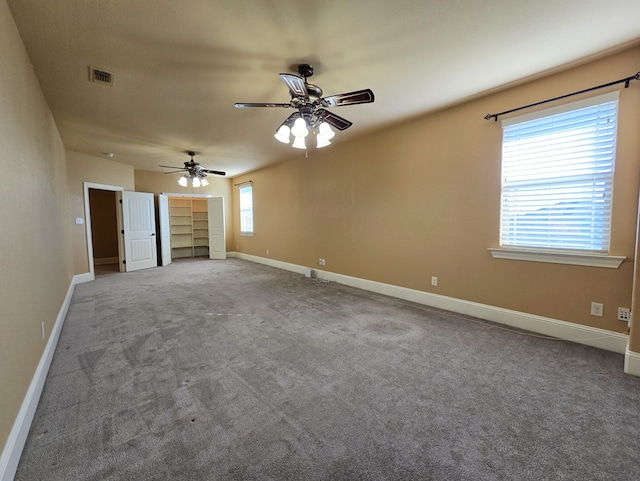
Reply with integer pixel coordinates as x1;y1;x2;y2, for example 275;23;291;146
200;178;209;187
274;125;291;143
317;122;335;140
192;177;201;187
178;176;188;187
292;136;307;149
316;137;331;148
291;117;309;138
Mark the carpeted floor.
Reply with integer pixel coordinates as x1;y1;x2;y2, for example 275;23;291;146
15;258;640;480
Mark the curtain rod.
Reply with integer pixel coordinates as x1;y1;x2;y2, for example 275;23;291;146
484;71;640;121
234;180;253;187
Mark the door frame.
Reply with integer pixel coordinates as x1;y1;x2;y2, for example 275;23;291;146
160;192;225;261
83;182;125;279
207;197;226;260
159;194;171;266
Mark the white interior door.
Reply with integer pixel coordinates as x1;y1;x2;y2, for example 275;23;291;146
122;191;158;271
158;194;171;266
208;197;226;259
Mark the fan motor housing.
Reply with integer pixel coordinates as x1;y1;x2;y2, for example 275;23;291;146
305;83;323;99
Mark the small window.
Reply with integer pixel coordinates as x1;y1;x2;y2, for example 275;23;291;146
239;184;254;235
499;91;619;253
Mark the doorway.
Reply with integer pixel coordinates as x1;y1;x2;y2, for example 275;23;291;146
158;193;226;266
84;182;125;279
88;188;120;275
82;183;161;278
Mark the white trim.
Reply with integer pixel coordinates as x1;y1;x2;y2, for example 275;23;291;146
0;277;79;481
624;345;640;377
83;183;124;279
71;273;88;286
73;272;94;284
232;252;628;354
229;252;308;275
489;248;625;268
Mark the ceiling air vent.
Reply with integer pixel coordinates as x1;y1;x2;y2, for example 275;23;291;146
89;66;114;86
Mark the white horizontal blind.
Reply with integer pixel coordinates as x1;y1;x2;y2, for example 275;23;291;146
500;92;618;252
239;184;254;234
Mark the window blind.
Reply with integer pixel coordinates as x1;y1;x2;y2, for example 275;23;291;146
239;184;254;234
500;91;618;253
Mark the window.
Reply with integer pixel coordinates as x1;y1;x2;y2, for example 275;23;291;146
239;184;254;235
499;91;619;254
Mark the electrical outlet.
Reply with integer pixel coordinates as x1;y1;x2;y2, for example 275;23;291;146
41;322;45;340
266;249;269;255
618;307;631;322
318;258;326;266
590;302;604;317
431;276;438;286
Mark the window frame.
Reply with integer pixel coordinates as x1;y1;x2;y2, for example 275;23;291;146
239;183;254;236
490;91;625;268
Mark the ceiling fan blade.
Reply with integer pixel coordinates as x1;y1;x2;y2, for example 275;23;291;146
276;112;300;130
315;109;353;131
235;102;292;108
321;89;375;107
158;164;186;169
279;73;308;99
162;170;186;174
201;169;226;176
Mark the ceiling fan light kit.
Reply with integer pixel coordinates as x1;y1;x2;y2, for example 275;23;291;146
275;114;335;149
235;63;374;150
159;151;225;188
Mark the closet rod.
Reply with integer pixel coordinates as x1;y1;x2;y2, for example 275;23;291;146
484;71;639;121
234;180;253;187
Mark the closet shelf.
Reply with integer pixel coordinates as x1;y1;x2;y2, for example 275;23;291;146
169;197;210;259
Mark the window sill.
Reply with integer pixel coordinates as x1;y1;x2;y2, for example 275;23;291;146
488;248;625;268
240;232;254;237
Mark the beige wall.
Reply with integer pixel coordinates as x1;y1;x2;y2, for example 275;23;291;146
66;150;134;274
134;170;234;252
232;45;640;334
0;0;73;451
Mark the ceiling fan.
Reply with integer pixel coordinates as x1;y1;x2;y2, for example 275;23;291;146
159;151;225;187
234;64;374;149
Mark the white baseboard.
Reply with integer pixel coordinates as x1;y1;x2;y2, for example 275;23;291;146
74;272;94;284
0;275;79;481
625;346;640;376
232;252;629;355
230;252;309;276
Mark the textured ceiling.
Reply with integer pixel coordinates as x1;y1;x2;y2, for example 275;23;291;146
7;0;640;177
